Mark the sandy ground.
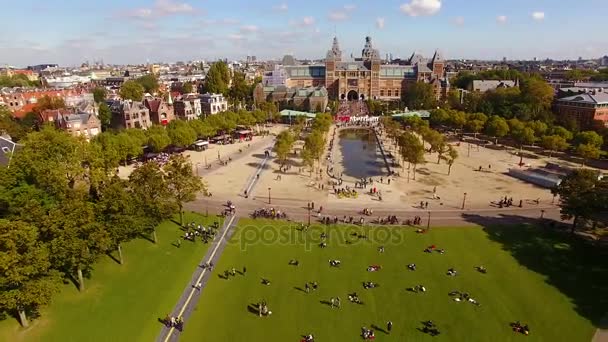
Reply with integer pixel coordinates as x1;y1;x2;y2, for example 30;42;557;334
120;123;599;212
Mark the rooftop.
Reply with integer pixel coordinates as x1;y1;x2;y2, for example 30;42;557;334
557;92;608;105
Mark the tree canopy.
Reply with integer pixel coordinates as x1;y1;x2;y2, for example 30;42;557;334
119;81;145;101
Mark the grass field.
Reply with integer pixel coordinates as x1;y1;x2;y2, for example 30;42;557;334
180;219;606;342
0;212;221;342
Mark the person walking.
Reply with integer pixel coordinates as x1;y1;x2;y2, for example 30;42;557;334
387;321;393;334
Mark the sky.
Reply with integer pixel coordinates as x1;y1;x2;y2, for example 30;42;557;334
0;0;607;66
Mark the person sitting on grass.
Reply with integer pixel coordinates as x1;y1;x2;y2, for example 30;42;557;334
329;259;341;267
302;334;314;342
363;281;378;289
367;265;381;272
319;242;327;248
475;265;487;274
408;263;416;271
447;268;457;276
348;292;361;304
415;284;426;293
289;259;299;266
261;278;271;286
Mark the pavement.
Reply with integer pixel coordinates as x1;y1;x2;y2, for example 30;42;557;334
156;214;239;342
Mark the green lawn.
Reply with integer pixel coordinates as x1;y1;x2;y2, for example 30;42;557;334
180;219;605;341
0;212;220;342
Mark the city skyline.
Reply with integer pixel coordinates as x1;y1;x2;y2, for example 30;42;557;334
1;0;607;66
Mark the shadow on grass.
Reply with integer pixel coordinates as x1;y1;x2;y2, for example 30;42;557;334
106;252;121;265
461;213;608;329
247;304;260;316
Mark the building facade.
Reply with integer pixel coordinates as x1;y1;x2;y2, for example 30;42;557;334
269;36;449;104
174;93;202;121
254;85;328;112
144;97;175;126
200;93;227;116
55;113;101;140
108;100;152;129
554;91;608;129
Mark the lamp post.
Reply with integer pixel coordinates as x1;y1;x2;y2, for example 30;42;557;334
307;202;311;226
268;187;272;205
461;192;467;210
426;211;431;231
540;209;545;219
205;155;208;168
196;162;201;177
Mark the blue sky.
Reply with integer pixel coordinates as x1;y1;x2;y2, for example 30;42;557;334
0;0;606;66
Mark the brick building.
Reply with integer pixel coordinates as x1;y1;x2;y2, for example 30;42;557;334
257;36;449;105
554;91;608;129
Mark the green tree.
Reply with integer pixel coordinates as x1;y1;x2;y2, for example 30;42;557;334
46;191;112;291
229;71;251;101
0;220;62;327
448;110;467;130
576;144;601;166
114;131;142;165
430;108;450;127
540;135;569;157
399;132;425;180
404;82;437;110
304;131;326;164
552;169;601;234
182;82;194;94
520;77;555;115
146;125;171;152
164;155;207;226
120;80;145;101
167;120;197;148
574;131;603;148
90;132;121;172
96;178;145;264
204;61;230;95
551;126;574;141
485;115;509;144
511;126;536;164
98;102;112;130
93;87;107;104
443;145;458;175
189;119;216;138
129;162;177;243
526;120;549;138
135;75;159;94
0;105;26;141
274;131;295;168
33;96;65;114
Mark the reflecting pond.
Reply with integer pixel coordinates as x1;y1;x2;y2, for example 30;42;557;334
338;129;385;179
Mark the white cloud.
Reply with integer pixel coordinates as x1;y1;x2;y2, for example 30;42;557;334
302;16;315;26
328;4;357;22
328;11;348;21
124;0;195;19
273;3;288;11
496;15;507;24
228;34;245;41
155;0;193;15
400;0;441;17
240;25;259;34
532;11;545;21
452;16;464;26
376;17;385;29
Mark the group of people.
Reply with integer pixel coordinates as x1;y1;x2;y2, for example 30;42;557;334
510;321;531;335
420;320;440;336
183;221;219;244
424;245;446;254
251;207;287;219
495;196;523;208
449;290;480;306
162;315;184;331
406;216;423;226
376;215;399;225
335;187;358;199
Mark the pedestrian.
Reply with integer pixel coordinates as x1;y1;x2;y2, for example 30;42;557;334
380;177;383;183
433;186;437;194
311;202;315;210
425;202;429;209
519;199;523;208
387;321;393;333
388;179;391;185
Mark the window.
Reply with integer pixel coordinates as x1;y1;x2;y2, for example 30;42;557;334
380;90;384;96
388;90;392;97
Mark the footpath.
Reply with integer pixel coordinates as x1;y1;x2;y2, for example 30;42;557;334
156;214;239;342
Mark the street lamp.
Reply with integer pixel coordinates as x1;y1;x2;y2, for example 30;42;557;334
540;209;545;219
268;187;272;205
426;211;431;231
196;162;202;177
307;202;311;226
461;192;467;210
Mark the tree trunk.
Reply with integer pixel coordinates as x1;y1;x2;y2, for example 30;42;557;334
77;267;85;292
152;228;158;244
519;146;524;165
571;216;578;235
179;205;184;226
117;244;123;265
448;163;452;176
437;154;441;164
18;309;29;328
495;137;498;145
413;164;417;180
